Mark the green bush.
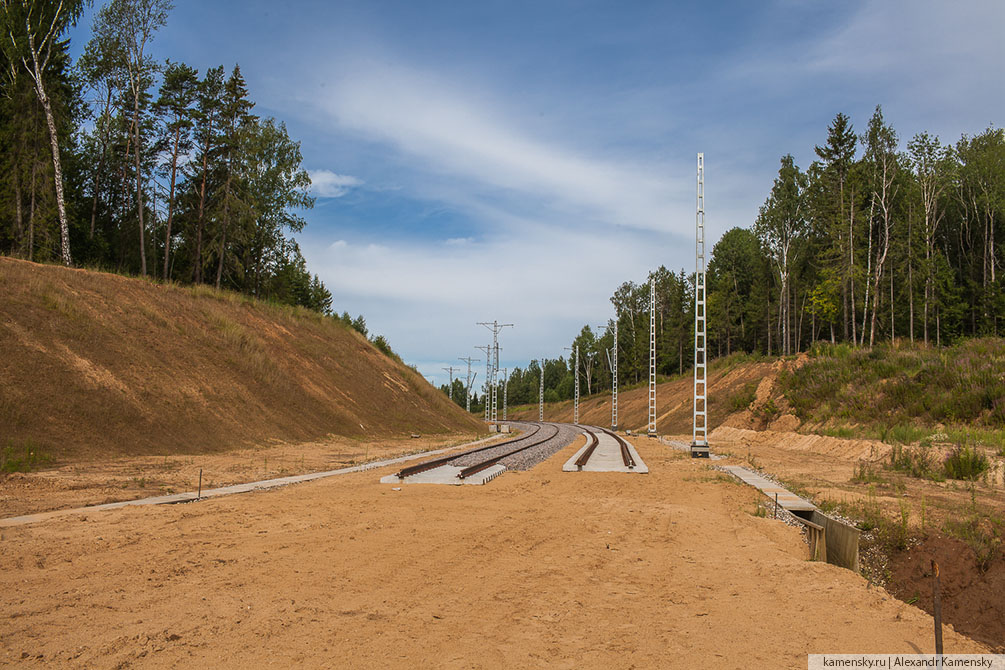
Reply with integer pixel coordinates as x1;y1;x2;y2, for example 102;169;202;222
889;444;944;481
0;441;50;473
942;444;990;480
730;383;757;412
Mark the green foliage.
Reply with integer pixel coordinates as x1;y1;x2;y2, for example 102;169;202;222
943;506;1003;573
0;440;51;473
730;382;757;412
755;398;780;425
852;460;885;484
783;339;1005;431
371;334;401;363
888;444;944;481
942;444;990;481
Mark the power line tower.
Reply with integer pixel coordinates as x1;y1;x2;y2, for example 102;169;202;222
478;320;513;423
648;278;657;437
502;367;508;420
442;366;458;402
538;358;544;421
601;319;619;430
459;357;478;412
564;345;579;424
475;344;492;421
692;152;710;458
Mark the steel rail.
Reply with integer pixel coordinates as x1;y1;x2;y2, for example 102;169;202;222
456;422;561;479
394;423;540;479
600;427;636;469
574;427;600;469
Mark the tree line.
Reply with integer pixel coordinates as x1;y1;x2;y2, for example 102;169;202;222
447;107;1003;410
1;0;333;313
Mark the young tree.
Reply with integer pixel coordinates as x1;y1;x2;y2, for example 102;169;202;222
755;154;807;355
1;0;86;265
813;112;858;342
860;106;900;347
214;64;255;289
190;65;224;283
152;59;197;279
92;0;172;276
907;131;952;344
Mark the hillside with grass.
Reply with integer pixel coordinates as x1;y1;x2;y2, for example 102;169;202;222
513;339;1005;454
0;258;485;466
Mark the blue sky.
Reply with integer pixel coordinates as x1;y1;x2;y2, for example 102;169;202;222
69;1;1005;387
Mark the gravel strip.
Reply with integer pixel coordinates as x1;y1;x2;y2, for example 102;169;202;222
447;422;580;471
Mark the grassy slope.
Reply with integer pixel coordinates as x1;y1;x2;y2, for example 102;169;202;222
0;258;485;462
514;340;1005;448
509;353;773;433
783;339;1005;445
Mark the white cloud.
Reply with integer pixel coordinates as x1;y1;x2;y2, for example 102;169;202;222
299;223;679;387
312;61;692;234
309;170;363;198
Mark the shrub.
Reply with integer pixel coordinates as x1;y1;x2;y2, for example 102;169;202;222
889;444;943;481
0;441;51;473
944;511;1003;573
730;383;757;412
943;444;990;480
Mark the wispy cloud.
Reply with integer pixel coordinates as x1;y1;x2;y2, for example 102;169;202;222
309;170;363;198
313;61;692;234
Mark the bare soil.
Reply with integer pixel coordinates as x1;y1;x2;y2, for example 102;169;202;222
708;425;1005;650
0;432;489;518
0;258;484;463
0;435;985;669
888;536;1005;652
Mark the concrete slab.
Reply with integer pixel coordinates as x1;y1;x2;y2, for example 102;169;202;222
380;464;506;486
661;437;725;460
562;431;649;474
719;465;817;512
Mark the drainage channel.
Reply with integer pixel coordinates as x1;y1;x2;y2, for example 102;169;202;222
658;437;861;572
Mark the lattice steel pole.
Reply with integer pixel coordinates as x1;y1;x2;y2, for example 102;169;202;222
563;346;579;424
613;318;619;430
479;321;513;424
601;320;619;430
459;357;478;413
648;278;657;437
442;365;458;402
538;359;544;422
692;153;710;457
475;344;491;421
502;367;508;420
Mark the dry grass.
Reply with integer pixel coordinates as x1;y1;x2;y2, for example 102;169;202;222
0;257;485;464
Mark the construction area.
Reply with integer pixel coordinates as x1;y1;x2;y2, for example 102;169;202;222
1;426;990;669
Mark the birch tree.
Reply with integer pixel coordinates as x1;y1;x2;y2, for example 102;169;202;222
907;132;951;344
755;154;807;355
1;0;85;266
92;0;171;276
861;106;900;347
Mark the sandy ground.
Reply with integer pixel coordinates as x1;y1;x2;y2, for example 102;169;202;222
707;426;1005;527
0;432;985;669
0;432;492;518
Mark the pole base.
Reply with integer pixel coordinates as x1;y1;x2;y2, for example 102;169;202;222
647;431;657;438
690;442;710;459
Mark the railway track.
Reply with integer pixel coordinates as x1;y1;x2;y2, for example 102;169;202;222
394;422;566;481
456;422;561;479
573;426;636;470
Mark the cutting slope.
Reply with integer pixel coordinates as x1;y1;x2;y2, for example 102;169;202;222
0;258;484;462
511;355;777;433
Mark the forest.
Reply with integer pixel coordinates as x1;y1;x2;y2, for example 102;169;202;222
0;0;334;312
451;109;1004;411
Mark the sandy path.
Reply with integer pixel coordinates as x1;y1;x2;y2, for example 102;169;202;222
0;434;985;668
